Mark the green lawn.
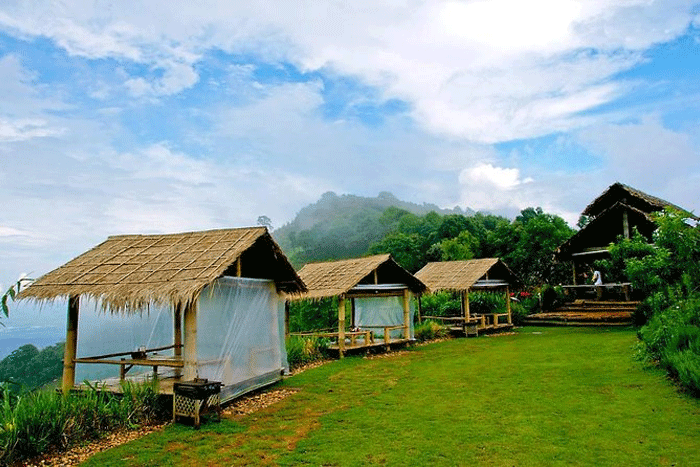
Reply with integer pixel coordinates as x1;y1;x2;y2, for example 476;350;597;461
84;327;700;466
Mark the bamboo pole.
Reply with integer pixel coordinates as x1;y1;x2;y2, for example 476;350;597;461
403;289;411;340
236;257;242;277
506;287;512;324
417;295;423;324
284;300;290;337
338;295;346;358
183;300;198;380
174;302;182;378
464;291;470;320
62;295;79;394
350;298;356;329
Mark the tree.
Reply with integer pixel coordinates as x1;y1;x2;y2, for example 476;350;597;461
257;215;273;231
500;207;575;287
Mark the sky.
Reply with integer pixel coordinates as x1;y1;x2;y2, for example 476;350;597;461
1;0;700;308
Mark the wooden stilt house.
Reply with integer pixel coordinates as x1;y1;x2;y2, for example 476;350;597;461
288;254;426;357
555;182;698;287
415;258;520;336
17;227;305;402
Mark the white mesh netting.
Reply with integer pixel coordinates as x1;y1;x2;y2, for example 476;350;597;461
354;295;414;339
75;277;286;399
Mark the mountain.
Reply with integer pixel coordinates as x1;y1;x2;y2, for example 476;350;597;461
274;191;473;266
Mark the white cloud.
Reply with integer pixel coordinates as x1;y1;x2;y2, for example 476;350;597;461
457;162;536;212
0;1;696;137
577;116;699;188
0;118;63;142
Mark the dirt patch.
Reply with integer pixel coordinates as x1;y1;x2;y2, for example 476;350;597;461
222;388;300;418
17;423;167;467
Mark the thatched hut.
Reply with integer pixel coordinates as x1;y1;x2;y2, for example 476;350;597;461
18;227;305;401
289;254;426;356
555;182;698;284
415;258;520;335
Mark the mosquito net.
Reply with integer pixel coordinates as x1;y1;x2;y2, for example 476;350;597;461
196;277;286;400
74;276;286;401
354;295;415;339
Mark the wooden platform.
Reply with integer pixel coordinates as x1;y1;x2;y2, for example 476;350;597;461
424;313;513;337
523;300;638;326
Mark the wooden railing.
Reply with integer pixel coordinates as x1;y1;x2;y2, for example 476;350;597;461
74;344;183;380
562;283;633;301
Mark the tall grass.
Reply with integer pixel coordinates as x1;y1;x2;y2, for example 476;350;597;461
0;379;167;464
414;320;448;342
286;335;329;370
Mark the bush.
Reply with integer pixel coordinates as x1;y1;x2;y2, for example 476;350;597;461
0;379;166;464
414;320;448;342
419;292;461;317
469;291;507;315
540;284;565;312
286;336;329;371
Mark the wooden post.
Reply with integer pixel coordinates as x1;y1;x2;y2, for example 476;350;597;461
373;270;378;284
572;262;577;286
506;287;512;324
284;300;290;337
62;295;79;394
403;289;411;340
350;298;356;329
464;292;470;320
183;300;198;380
623;210;630;239
236;257;242;277
338;295;346;358
417;295;423;324
173;303;182;378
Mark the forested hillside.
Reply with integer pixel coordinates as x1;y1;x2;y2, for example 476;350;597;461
0;342;64;393
274;191;472;266
275;191;574;286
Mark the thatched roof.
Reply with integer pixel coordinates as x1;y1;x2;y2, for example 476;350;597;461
415;258;520;293
555;202;655;260
292;254;426;300
18;227;305;313
582;182;696;219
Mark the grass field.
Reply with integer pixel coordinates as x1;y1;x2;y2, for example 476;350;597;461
84;327;700;466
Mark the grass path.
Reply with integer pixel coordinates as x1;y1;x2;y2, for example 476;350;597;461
84;327;700;466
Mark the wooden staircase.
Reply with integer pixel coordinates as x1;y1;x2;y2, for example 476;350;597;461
522;300;638;326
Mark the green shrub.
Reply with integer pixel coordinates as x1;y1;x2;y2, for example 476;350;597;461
286;335;329;370
540;284;565;311
419;292;461;317
414;320;448;342
469;291;507;315
0;379;166;464
638;295;700;395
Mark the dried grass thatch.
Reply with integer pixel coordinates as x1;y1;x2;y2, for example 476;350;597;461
582;182;697;219
291;254;426;300
415;258;519;293
17;227;305;313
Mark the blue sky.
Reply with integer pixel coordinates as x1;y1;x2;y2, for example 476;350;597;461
1;0;700;311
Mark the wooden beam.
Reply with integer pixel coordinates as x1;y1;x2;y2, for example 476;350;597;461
338;295;346;358
236;257;242;277
284;300;290;338
62;295;79;394
464;292;470;320
174;303;182;378
350;298;356;329
373;270;378;284
183;300;198;380
402;289;411;340
417;295;423;324
622;210;630;239
506;287;512;324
